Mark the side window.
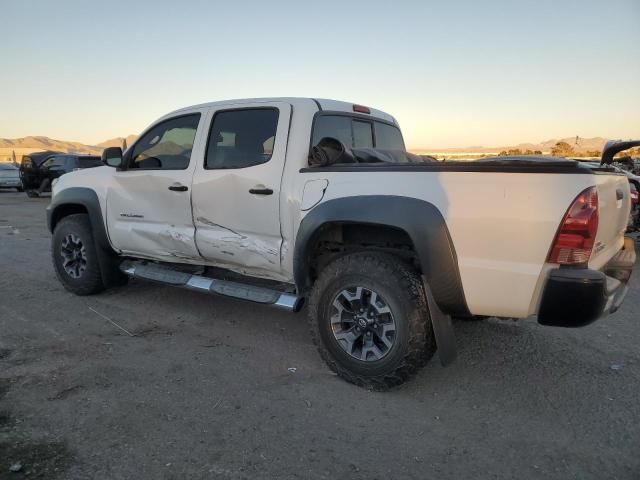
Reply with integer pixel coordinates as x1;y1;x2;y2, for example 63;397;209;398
205;108;279;169
353;120;373;148
130;114;200;170
43;156;67;168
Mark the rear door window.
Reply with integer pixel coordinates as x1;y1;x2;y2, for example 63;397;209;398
205;108;279;169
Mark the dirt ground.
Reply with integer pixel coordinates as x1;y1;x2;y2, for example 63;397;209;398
1;190;639;479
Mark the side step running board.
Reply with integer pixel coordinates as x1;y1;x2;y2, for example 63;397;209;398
119;261;303;312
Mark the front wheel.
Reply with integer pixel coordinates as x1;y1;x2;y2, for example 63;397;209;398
308;252;436;390
52;214;105;295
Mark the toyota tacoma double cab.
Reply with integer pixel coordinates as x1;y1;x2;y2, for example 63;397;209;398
47;98;636;389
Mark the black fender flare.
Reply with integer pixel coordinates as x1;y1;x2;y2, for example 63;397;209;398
293;195;470;317
47;187;125;287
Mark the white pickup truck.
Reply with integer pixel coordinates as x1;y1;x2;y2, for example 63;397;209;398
47;98;636;389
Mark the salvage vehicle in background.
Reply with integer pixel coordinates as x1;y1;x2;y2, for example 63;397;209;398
0;164;23;191
19;150;60;194
46;98;636;389
578;158;640;232
21;153;103;197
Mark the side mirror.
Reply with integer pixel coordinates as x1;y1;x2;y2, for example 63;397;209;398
102;147;123;168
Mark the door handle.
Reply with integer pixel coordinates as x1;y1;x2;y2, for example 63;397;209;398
168;185;188;192
249;187;273;195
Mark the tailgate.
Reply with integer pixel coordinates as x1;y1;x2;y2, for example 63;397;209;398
589;173;631;270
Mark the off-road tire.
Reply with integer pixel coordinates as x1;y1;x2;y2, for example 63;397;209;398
52;214;105;295
308;252;436;390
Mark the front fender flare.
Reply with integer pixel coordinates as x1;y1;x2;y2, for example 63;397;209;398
47;187;125;287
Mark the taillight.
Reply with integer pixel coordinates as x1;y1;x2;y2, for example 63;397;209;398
547;186;599;265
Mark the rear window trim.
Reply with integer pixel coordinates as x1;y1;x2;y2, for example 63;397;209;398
308;110;404;155
203;106;280;170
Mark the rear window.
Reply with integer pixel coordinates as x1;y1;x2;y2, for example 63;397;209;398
312;115;405;150
0;163;17;170
375;122;405;151
76;156;103;168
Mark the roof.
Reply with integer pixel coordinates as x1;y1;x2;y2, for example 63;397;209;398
165;97;397;125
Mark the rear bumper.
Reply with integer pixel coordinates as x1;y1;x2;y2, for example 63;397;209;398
538;236;636;327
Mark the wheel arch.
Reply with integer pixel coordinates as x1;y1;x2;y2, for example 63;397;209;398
293;195;470;317
47;187;112;251
47;188;125;288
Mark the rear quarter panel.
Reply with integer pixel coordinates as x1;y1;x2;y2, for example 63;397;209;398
296;170;595;318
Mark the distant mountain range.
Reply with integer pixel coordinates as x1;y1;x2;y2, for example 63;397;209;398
0;135;610;156
0;135;138;155
412;137;608;155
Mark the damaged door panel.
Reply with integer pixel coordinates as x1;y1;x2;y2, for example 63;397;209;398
191;102;292;280
105;111;206;261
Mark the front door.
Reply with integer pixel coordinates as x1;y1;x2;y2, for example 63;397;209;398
105;111;206;261
190;102;291;280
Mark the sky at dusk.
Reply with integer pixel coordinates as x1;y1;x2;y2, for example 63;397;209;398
1;0;639;149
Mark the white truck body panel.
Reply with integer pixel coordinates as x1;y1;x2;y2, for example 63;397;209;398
51;97;632;320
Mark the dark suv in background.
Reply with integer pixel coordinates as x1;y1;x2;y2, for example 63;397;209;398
20;153;103;197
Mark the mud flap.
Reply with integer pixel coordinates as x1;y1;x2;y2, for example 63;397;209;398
422;276;457;366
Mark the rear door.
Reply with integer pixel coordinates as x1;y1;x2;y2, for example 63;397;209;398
191;101;291;279
105;111;206;261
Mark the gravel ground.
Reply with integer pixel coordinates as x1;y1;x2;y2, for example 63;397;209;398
1;190;639;480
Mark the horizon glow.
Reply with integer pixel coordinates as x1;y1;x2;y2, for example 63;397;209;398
1;0;638;149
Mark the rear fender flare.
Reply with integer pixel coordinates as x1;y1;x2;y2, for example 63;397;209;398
293;195;470;316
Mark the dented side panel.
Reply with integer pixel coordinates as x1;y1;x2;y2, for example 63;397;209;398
191;101;292;281
104;108;208;261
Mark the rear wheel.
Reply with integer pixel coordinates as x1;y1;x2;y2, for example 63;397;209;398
52;214;105;295
308;252;436;390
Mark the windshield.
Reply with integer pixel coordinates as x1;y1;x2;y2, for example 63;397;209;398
0;163;18;170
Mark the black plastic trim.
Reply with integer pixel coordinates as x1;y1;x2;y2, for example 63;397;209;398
293;195;470;316
300;163;593;174
538;269;608;327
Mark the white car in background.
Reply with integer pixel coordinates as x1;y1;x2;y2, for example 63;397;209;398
0;164;23;191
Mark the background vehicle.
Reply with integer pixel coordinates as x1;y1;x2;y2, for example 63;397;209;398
578;160;640;232
46;98;635;389
19;150;60;193
0;163;23;191
21;153;103;197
